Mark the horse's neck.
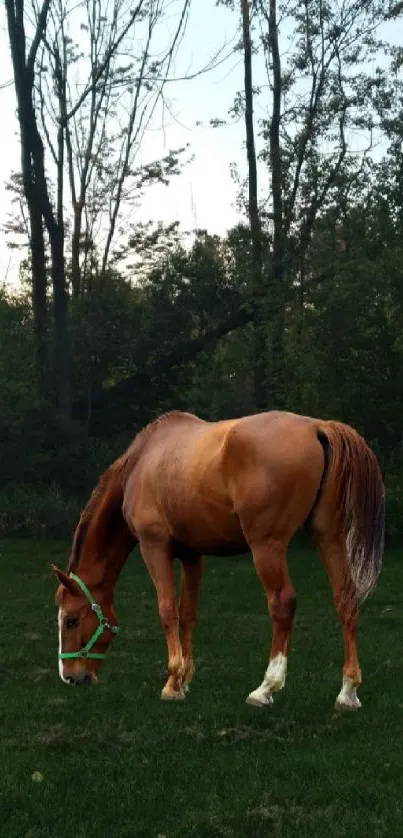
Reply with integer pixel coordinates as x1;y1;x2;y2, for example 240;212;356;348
69;453;138;591
76;510;135;594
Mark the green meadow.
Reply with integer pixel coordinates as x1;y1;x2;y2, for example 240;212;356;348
0;539;401;838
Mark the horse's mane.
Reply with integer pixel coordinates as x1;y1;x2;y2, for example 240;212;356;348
67;411;194;572
67;457;127;572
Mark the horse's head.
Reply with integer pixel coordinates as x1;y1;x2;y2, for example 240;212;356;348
52;566;119;686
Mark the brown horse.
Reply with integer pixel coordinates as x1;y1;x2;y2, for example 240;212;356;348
53;410;384;710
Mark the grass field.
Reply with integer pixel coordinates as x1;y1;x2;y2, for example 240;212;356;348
0;538;402;838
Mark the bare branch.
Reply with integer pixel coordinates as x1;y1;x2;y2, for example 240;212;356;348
27;0;52;74
100;0;192;273
63;0;146;124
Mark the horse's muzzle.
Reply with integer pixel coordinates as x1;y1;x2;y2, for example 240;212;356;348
65;671;94;687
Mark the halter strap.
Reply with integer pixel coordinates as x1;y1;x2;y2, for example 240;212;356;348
59;572;119;661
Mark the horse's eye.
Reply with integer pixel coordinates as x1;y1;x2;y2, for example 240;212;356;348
66;616;79;629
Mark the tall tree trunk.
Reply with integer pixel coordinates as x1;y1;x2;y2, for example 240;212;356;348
49;225;71;417
71;206;82;297
31;117;71;417
51;93;72;418
5;0;50;401
29;203;50;400
268;0;285;409
6;0;72;418
241;0;267;410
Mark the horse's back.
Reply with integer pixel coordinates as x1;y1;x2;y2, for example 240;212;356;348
122;410;326;553
123;412;243;551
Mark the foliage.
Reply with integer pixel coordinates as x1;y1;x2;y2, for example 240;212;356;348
4;0;193;415
217;0;403;409
0;485;80;538
2;181;403;537
2;1;403;538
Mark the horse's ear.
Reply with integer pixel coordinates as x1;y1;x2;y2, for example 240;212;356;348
51;565;79;595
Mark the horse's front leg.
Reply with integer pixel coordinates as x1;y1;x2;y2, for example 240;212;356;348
179;556;203;690
139;537;185;700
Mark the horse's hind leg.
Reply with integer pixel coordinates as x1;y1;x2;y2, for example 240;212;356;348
246;539;296;707
139;537;185;700
179;556;203;690
314;533;361;711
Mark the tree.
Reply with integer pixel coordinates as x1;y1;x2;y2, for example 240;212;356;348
72;230;249;424
5;1;53;402
240;0;266;409
6;0;71;414
222;0;403;409
5;0;192;416
36;0;191;297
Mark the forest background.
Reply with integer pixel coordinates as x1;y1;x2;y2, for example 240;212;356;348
1;0;403;539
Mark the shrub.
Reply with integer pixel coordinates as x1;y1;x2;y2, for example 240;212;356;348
0;484;81;539
384;474;403;546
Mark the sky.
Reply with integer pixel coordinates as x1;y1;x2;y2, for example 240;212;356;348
0;0;248;286
0;1;400;287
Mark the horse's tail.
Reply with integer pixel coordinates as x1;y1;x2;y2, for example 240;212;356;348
317;420;385;599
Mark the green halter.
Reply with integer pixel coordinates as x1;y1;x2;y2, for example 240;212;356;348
59;573;120;661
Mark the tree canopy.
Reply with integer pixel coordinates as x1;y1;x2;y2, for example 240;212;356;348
2;0;403;539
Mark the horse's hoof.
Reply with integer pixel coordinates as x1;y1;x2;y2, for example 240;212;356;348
161;686;186;701
246;690;273;707
335;677;361;711
335;696;361;712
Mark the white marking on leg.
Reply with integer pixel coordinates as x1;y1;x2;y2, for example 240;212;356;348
264;653;287;692
335;676;361;710
246;653;287;707
58;609;68;683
